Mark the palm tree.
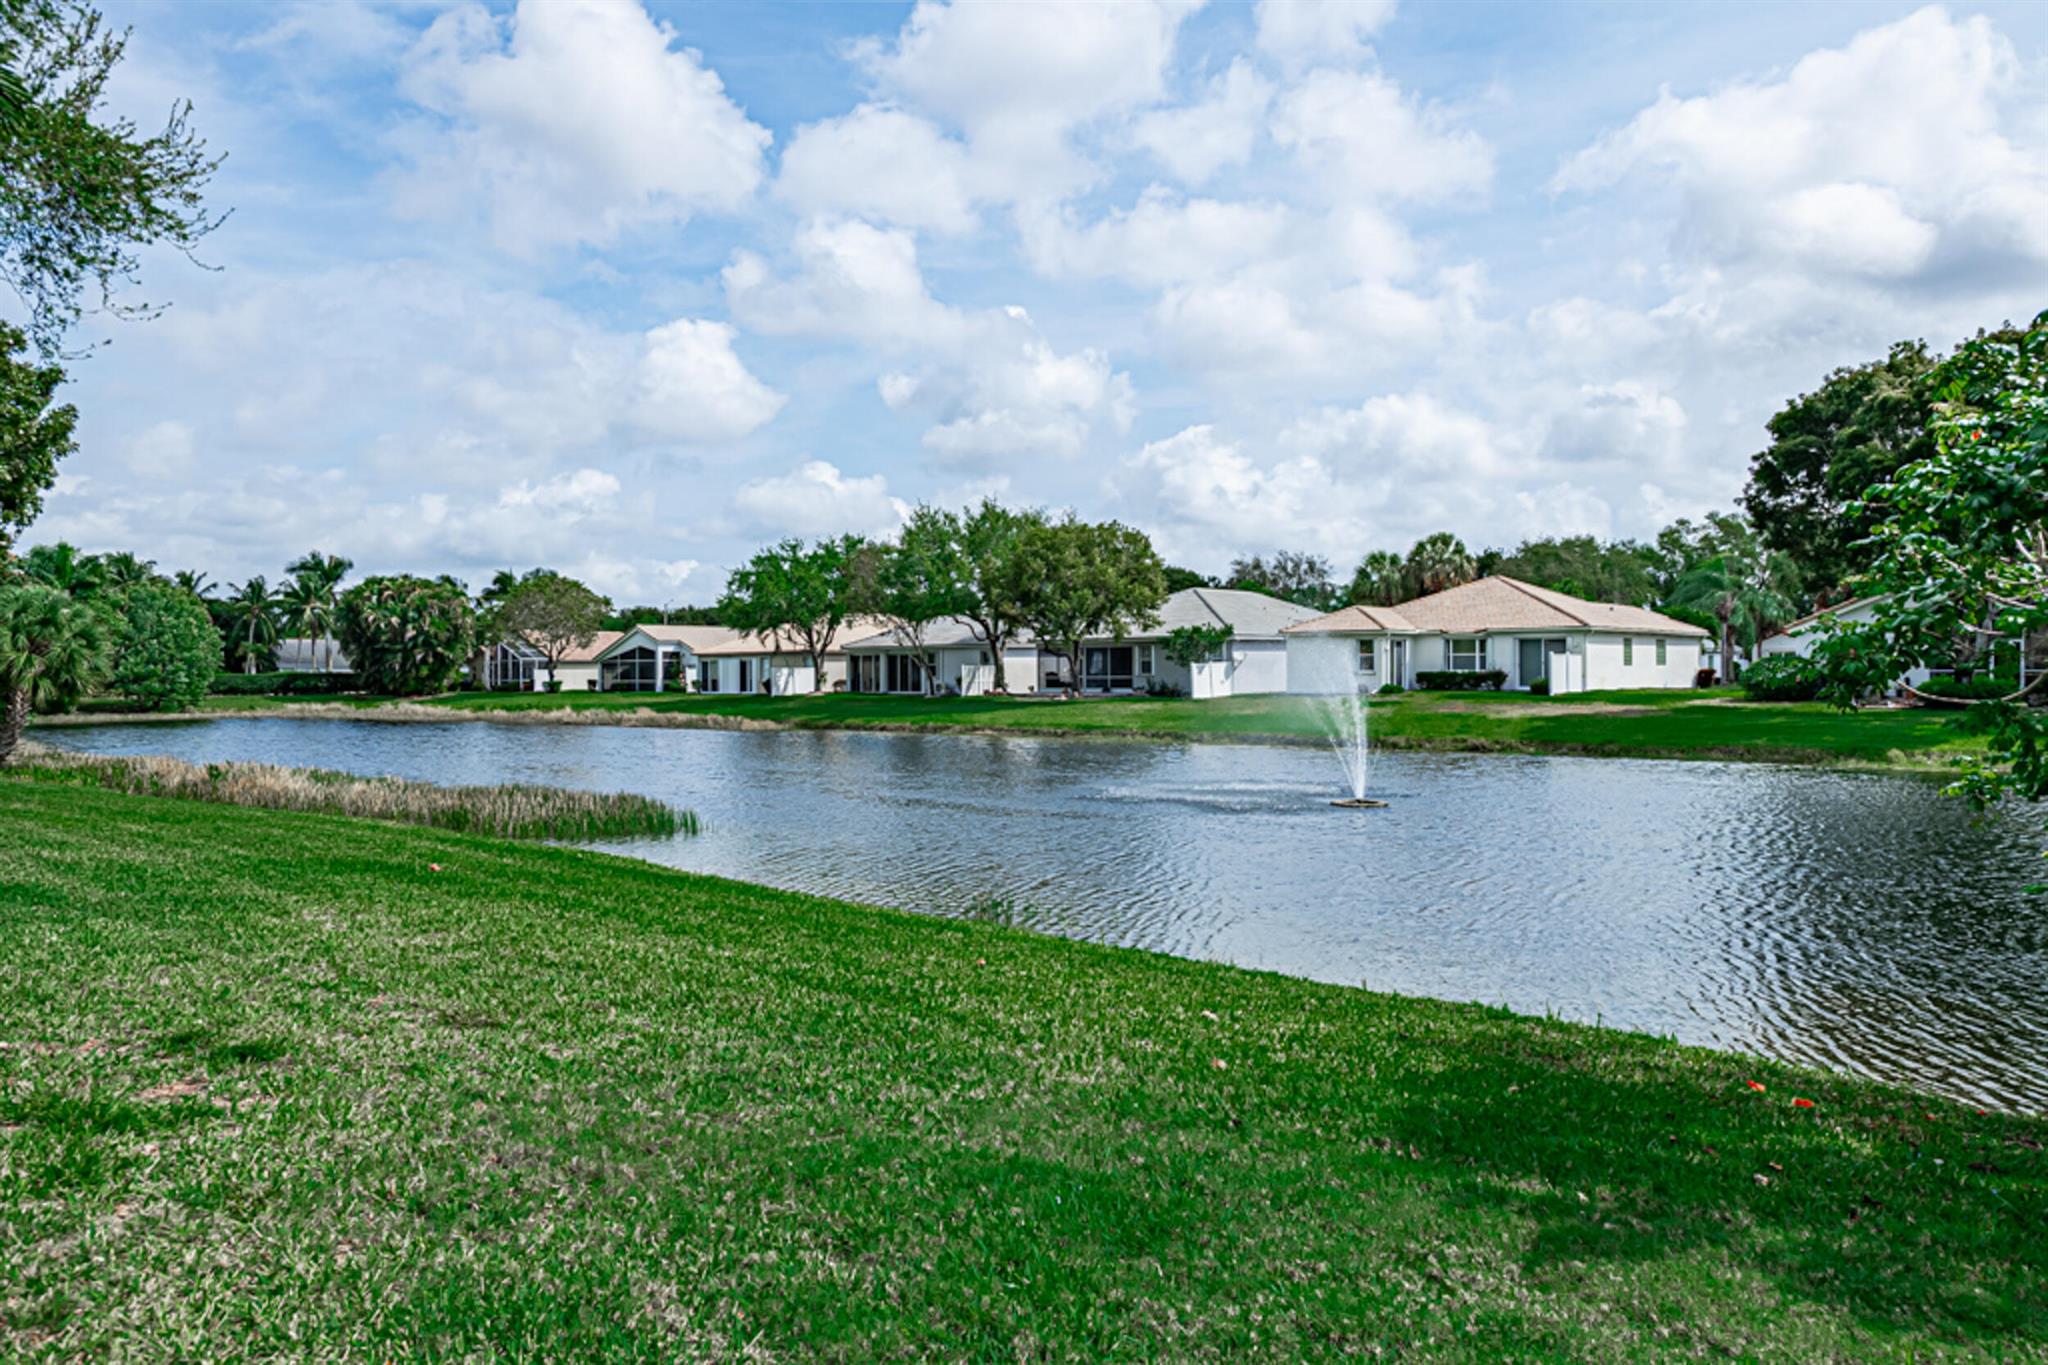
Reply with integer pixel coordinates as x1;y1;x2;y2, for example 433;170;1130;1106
224;576;279;674
1669;551;1797;681
172;569;215;600
283;551;352;671
21;542;103;598
92;551;158;591
1347;550;1406;606
0;584;111;761
1404;532;1478;596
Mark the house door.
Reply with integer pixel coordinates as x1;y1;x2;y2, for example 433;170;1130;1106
1517;637;1568;688
1387;639;1406;687
1084;645;1134;692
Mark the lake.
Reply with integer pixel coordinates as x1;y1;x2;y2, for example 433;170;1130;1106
42;717;2048;1112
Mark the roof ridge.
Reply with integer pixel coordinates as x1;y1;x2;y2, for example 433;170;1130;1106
1189;586;1228;629
1494;575;1592;627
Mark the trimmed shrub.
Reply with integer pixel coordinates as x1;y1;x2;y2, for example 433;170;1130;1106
1918;672;2020;702
1415;669;1507;692
110;582;220;712
1737;655;1824;702
1526;676;1550;696
1375;683;1405;695
209;670;360;697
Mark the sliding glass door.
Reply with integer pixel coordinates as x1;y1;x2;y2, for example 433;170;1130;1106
1083;645;1135;692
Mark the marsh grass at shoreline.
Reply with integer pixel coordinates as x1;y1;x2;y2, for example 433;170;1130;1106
5;741;690;840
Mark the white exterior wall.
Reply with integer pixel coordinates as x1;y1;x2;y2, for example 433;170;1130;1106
1576;633;1699;691
544;661;602;692
1225;639;1289;696
1285;635;1361;694
1761;603;1936;690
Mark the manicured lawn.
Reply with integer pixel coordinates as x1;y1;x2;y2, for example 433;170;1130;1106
1;782;2040;1357
414;686;1981;767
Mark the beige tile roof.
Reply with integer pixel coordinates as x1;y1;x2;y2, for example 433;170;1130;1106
694;615;894;657
1284;603;1421;634
557;630;626;664
617;624;743;652
1287;577;1708;638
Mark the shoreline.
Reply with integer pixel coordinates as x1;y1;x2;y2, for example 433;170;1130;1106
32;697;1971;775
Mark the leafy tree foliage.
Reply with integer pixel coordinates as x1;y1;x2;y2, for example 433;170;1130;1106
1815;312;2048;815
1665;517;1799;676
336;574;474;696
0;579;105;758
1403;532;1477;596
1742;341;1937;596
221;575;278;674
1162;564;1212;593
495;570;609;686
280;551;350;672
718;535;867;692
855;506;976;695
957;499;1044;693
0;322;72;554
1493;535;1656;604
1163;623;1232;669
996;516;1166;694
108;578;216;711
604;603;721;630
1345;550;1406;606
0;0;223;355
1225;551;1336;609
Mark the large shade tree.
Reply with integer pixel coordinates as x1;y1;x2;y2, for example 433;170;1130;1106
1815;312;2048;815
0;580;106;759
0;323;73;554
856;506;975;696
717;535;866;692
995;516;1167;695
495;570;610;689
957;499;1044;693
108;578;217;712
1493;535;1657;605
337;574;475;696
1225;551;1337;610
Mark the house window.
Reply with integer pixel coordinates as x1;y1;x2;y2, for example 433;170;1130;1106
1623;637;1635;666
1357;639;1377;673
1448;638;1487;671
1655;637;1667;666
1138;645;1155;676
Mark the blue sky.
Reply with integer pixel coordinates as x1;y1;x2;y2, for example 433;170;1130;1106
34;0;2048;603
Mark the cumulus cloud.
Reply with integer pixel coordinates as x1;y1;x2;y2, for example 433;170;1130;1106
732;459;908;537
1130;60;1273;185
124;420;198;480
1254;0;1398;69
394;0;770;253
1554;6;2048;284
1271;68;1494;203
634;320;786;443
776;104;979;232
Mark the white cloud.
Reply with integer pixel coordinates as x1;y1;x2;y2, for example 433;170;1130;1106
732;459;908;537
125;420;198;480
1130;60;1272;185
635;320;786;443
858;0;1201;199
1020;190;1292;288
395;0;770;254
1554;6;2048;283
1254;0;1398;69
726;218;958;346
1272;68;1493;203
776;105;979;232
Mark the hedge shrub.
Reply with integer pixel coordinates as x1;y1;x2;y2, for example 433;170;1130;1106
110;582;221;712
209;671;361;696
1918;672;2021;702
1737;654;1824;702
1415;669;1507;691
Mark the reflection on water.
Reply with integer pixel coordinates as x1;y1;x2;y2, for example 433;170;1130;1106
44;718;2048;1112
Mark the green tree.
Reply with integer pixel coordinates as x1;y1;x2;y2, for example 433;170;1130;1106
1814;312;2048;815
280;551;351;672
496;570;610;689
0;0;223;355
1667;523;1799;678
108;578;216;711
90;548;154;590
1494;535;1657;604
0;579;106;758
857;506;976;695
996;516;1167;695
20;538;96;596
1225;551;1336;609
1345;550;1406;606
222;575;278;674
170;567;213;600
957;499;1044;693
1161;564;1212;593
336;574;474;696
717;535;866;692
0;323;73;554
1741;340;1938;595
1163;623;1232;670
1403;532;1477;596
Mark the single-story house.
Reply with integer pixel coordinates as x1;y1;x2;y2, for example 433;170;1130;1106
274;637;351;673
694;616;895;696
481;631;626;692
841;618;1038;696
590;624;740;693
1285;576;1709;694
1058;587;1318;697
1757;593;2020;694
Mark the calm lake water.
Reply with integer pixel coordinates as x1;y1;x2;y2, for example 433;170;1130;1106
44;717;2048;1112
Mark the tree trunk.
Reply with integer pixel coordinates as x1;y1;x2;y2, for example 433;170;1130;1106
0;686;28;765
1719;616;1735;684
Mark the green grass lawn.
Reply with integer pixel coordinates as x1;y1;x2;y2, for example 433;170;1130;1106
405;686;1983;767
1;782;2040;1358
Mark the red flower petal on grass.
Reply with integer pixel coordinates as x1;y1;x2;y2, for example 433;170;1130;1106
429;863;443;873
1745;1080;1766;1092
1793;1098;1814;1109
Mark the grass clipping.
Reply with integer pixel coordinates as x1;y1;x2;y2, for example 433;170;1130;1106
6;742;692;841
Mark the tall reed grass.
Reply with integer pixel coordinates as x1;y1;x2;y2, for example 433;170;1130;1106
6;743;692;841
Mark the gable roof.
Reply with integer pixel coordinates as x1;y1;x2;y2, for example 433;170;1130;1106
1105;586;1322;641
842;617;1032;651
559;630;626;663
694;615;895;657
600;624;742;656
1286;577;1708;638
1773;593;1885;636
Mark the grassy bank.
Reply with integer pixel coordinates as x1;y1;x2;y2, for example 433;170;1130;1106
6;742;688;840
46;687;1985;769
0;783;2039;1358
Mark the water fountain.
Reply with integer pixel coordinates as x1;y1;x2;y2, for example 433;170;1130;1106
1296;645;1385;808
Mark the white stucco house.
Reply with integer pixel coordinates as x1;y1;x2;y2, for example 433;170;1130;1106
1285;576;1709;695
275;637;351;673
841;618;1039;696
1061;587;1318;697
1757;594;1981;695
480;630;625;692
588;624;737;693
